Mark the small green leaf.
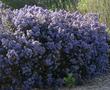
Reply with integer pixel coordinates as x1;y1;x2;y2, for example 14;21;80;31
64;73;76;87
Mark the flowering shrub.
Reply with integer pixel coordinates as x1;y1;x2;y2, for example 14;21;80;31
0;5;109;89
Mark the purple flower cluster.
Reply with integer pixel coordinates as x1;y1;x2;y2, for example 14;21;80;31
0;5;109;89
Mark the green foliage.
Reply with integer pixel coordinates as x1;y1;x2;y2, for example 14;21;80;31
64;73;76;87
77;0;110;28
0;0;39;8
77;0;88;13
0;0;79;11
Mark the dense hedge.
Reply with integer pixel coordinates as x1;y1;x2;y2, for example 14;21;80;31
0;5;109;89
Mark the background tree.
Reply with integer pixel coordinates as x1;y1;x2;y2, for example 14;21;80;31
0;0;79;11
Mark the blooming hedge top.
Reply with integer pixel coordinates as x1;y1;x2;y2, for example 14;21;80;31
0;5;109;89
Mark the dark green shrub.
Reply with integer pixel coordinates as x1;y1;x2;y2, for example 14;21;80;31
0;0;79;11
